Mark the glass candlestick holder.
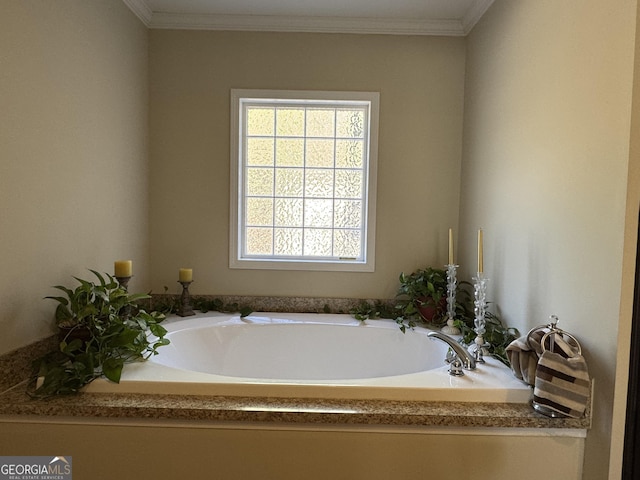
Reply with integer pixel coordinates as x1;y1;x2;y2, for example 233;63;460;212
471;272;489;363
441;264;460;335
177;281;195;317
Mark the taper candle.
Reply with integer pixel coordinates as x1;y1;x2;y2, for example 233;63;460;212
448;228;454;265
114;260;132;277
477;229;484;273
179;268;193;282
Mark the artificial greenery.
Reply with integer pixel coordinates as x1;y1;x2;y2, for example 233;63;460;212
192;297;254;317
350;301;396;320
350;268;449;332
350;300;419;333
452;312;519;366
32;270;169;397
152;288;254;317
395;267;448;327
351;270;520;365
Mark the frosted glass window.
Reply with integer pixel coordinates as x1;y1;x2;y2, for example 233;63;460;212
336;140;363;168
246;168;274;196
275;198;303;226
275;169;304;197
306;139;335;167
247;108;275;136
275;139;304;166
304;169;334;198
247;138;274;166
230;89;379;272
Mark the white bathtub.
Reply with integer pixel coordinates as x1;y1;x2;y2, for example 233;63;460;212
85;312;532;403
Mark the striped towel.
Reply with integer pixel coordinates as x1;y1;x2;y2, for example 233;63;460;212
532;334;590;418
506;329;545;386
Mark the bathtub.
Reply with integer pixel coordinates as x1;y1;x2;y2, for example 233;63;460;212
85;312;532;403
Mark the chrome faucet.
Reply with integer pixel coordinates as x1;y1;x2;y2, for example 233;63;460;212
428;331;477;375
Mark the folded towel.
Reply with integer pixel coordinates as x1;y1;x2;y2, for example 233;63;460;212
532;333;590;418
506;329;545;386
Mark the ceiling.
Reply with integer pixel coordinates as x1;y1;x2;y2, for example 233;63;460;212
122;0;495;36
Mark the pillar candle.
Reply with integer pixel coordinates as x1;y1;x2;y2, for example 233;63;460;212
179;268;193;282
448;228;454;265
477;229;484;273
114;260;132;277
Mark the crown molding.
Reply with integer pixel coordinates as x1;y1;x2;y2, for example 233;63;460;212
461;0;495;35
147;12;466;36
122;0;492;36
122;0;152;26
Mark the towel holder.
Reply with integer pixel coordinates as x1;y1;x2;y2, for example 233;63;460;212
525;314;581;355
527;315;588;418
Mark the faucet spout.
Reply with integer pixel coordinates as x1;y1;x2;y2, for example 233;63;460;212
428;331;477;371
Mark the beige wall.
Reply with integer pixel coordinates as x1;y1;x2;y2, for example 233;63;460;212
460;1;636;478
148;30;465;298
0;1;149;354
611;2;640;478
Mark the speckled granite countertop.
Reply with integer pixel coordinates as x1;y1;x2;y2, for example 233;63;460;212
0;334;590;430
0;386;589;430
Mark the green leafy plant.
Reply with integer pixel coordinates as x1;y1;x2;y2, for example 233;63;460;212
149;286;181;314
452;313;520;366
350;274;519;365
395;267;448;327
350;301;396;321
151;289;254;318
192;297;254;317
32;270;169;397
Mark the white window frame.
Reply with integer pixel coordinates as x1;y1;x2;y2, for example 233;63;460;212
229;89;379;272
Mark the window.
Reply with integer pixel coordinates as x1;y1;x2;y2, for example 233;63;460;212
230;89;379;272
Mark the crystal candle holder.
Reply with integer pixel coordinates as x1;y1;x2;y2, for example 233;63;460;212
441;263;460;335
472;272;489;363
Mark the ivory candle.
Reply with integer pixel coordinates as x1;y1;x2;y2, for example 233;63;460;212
179;268;193;282
114;260;132;277
448;228;454;265
477;229;484;273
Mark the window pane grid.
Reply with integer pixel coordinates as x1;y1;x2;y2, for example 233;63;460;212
238;94;373;265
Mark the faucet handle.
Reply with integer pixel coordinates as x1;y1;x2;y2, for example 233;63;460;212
445;348;457;364
428;331;477;371
444;348;466;376
448;357;465;376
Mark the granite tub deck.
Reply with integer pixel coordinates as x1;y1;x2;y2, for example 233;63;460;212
0;387;590;430
0;334;590;431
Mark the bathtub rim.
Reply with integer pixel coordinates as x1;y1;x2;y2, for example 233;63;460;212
83;312;533;404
